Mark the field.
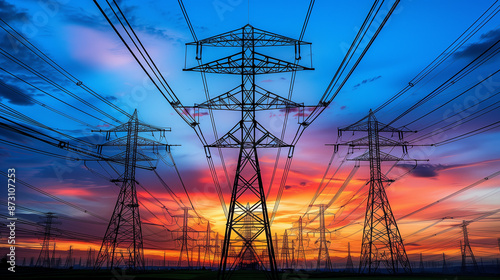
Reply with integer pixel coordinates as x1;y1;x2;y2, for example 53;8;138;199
2;268;499;280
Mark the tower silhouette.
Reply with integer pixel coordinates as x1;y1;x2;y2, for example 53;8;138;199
338;110;413;274
184;24;313;280
281;230;291;269
93;110;172;270
346;242;354;272
296;216;307;270
315;204;332;271
442;252;448;274
461;220;479;273
35;213;59;268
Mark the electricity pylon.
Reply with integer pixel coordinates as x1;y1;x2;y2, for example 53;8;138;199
281;230;291;269
86;247;93;268
202;221;218;268
93;110;172;270
346;242;354;272
295;216;308;270
461;220;479;273
64;246;73;268
338;110;414;274
442;253;448;274
314;204;332;271
36;212;59;268
171;207;202;268
419;253;424;273
184;24;313;280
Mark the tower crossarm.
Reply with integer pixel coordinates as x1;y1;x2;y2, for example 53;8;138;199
207;120;291;148
183;85;306;111
186;24;311;47
184;52;313;74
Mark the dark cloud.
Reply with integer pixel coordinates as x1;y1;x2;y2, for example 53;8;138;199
0;0;28;22
397;163;463;178
353;75;382;89
0;79;35;105
455;28;500;58
105;95;118;101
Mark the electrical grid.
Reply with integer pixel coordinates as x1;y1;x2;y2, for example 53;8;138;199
0;0;499;278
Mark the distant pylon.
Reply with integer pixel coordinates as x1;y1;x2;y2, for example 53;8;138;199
346;242;354;272
338;110;414;274
35;212;59;268
240;203;259;270
419;253;424;273
315;204;332;271
64;246;73;268
86;247;93;268
442;253;448;274
51;243;56;268
291;240;296;269
461;220;479;273
281;230;291;269
177;207;191;268
93;110;172;270
296;216;307;269
203;221;216;268
212;233;220;268
275;232;280;266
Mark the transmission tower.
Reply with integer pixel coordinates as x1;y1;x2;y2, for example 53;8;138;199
171;207;202;269
281;230;291;269
239;203;259;270
50;243;56;268
64;246;73;268
419;253;424;273
338;110;413;274
295;216;307;270
86;247;93;268
202;221;218;268
442;253;448;274
346;242;354;272
314;204;332;271
35;212;59;268
93;109;172;270
184;24;313;280
461;220;479;273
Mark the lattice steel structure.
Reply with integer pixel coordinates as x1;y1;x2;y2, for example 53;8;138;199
296;216;307;270
93;110;172;270
442;253;448;274
184;24;313;280
338;110;412;274
280;230;291;269
171;207;202;269
346;242;354;272
314;204;332;271
35;212;59;268
461;220;479;273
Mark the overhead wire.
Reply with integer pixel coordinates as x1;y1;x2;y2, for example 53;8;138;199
0;17;131;119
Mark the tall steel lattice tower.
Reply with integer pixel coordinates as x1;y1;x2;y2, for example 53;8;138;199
346;242;354;272
35;212;59;267
338;110;412;274
314;204;332;271
295;216;307;269
184;24;313;280
461;220;479;273
93;110;171;270
171;207;202;269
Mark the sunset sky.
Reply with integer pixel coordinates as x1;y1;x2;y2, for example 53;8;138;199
1;0;499;268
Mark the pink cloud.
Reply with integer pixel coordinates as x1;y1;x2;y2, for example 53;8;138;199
66;25;134;69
